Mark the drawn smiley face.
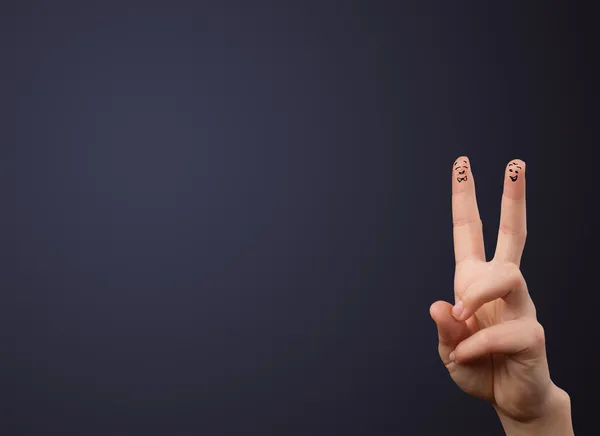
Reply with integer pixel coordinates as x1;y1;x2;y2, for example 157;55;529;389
454;159;469;183
508;162;522;182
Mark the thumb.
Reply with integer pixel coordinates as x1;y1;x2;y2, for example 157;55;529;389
430;300;471;365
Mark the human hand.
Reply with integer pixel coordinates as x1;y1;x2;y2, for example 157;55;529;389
430;157;574;435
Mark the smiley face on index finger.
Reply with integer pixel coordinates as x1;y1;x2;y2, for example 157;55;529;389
454;158;469;183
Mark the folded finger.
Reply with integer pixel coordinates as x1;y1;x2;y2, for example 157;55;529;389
453;319;546;364
430;301;471;366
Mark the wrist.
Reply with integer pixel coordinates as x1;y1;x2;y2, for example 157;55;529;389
495;384;574;436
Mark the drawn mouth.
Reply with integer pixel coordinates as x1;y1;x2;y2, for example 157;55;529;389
457;176;468;183
509;175;518;182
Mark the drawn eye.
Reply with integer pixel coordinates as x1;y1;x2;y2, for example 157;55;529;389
515;171;519;174
509;169;513;172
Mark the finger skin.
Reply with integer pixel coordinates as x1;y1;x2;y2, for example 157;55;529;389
452;156;485;264
452;264;535;321
430;301;470;366
453;318;546;364
494;159;527;266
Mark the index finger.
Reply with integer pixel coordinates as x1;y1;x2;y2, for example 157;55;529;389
452;156;485;264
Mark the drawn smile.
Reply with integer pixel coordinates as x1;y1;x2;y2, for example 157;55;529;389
457;176;468;183
509;175;518;182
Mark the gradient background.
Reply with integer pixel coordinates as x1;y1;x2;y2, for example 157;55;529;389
2;1;598;435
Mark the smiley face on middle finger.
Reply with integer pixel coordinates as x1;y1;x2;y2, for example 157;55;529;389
508;162;522;182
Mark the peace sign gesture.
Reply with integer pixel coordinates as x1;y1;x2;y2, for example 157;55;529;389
430;157;574;435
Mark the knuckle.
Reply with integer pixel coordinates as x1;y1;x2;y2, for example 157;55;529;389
452;216;482;228
477;330;491;350
504;265;525;290
529;321;546;347
498;222;528;238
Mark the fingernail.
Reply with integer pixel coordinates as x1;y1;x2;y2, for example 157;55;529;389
449;351;456;362
452;300;464;319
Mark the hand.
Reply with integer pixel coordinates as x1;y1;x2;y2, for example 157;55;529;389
430;157;574;435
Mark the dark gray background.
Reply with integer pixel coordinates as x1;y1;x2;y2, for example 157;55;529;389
2;1;598;435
